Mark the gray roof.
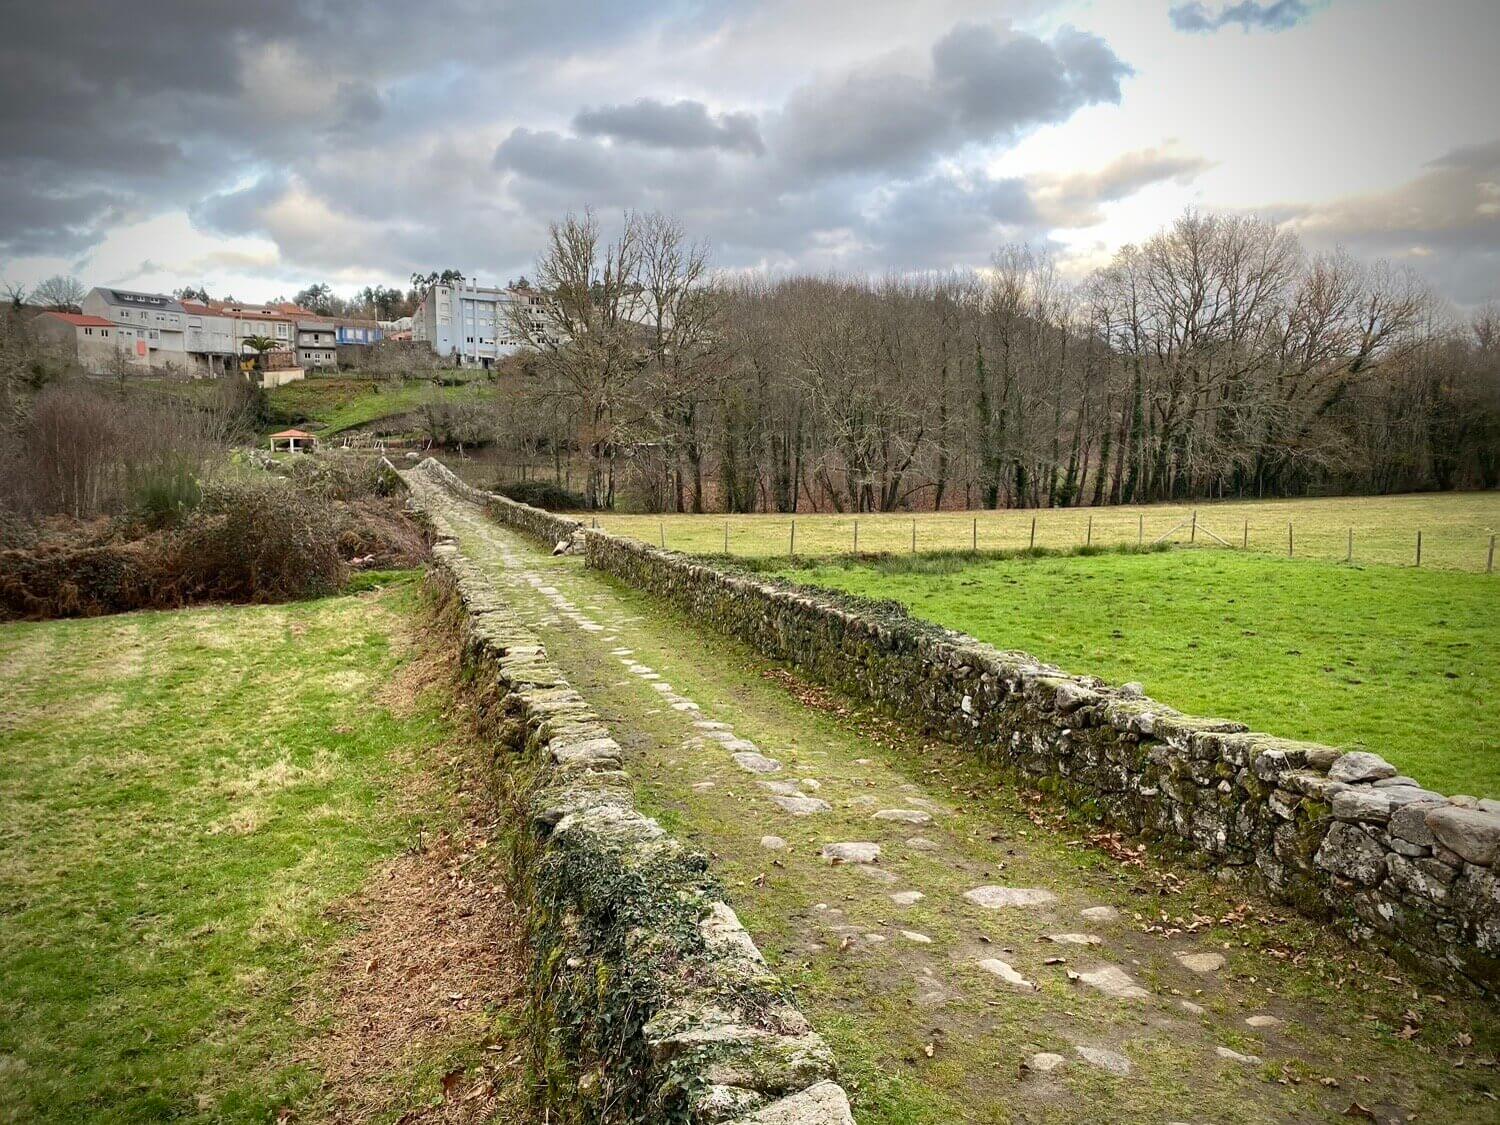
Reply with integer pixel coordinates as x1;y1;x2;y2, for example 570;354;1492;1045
90;287;186;314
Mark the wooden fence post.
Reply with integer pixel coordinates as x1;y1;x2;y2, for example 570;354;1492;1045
1030;515;1037;549
853;519;859;554
1242;519;1248;549
1416;529;1422;567
972;517;977;551
1346;528;1353;564
911;519;916;553
1288;522;1293;558
659;521;665;549
1086;515;1093;547
1138;514;1143;545
1489;533;1496;574
724;521;729;555
789;519;795;557
1191;510;1197;543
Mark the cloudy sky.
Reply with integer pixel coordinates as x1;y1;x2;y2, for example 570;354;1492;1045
2;0;1497;306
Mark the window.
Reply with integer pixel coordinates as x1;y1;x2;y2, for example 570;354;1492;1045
85;328;93;336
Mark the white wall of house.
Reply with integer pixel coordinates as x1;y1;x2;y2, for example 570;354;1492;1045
83;288;190;370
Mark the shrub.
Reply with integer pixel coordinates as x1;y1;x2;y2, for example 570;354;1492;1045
495;479;587;511
285;449;395;501
179;478;344;603
129;457;203;529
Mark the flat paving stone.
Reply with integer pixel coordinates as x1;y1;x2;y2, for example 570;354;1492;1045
900;930;932;944
872;808;934;825
821;842;881;864
890;891;925;906
1075;1046;1132;1076
756;780;804;798
1245;1015;1282;1029
1047;933;1102;946
978;958;1037;991
757;779;800;795
773;795;831;816
1216;1046;1263;1065
964;885;1058;909
760;835;786;850
732;751;783;774
1080;905;1119;922
1176;951;1226;973
1076;964;1149;1000
906;836;939;850
1028;1052;1068;1074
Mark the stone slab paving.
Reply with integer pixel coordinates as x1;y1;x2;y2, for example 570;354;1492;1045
422;491;1498;1124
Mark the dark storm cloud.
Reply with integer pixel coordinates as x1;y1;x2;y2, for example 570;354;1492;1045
1169;1;1312;33
0;0;651;258
2;1;1174;286
775;23;1129;177
574;99;765;154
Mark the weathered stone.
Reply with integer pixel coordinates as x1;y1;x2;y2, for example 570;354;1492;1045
890;891;925;906
1332;787;1393;823
1047;933;1102;946
733;751;784;774
1390;803;1440;847
1076;964;1148;1000
1074;1046;1131;1075
964;886;1058;909
1314;821;1387;886
1174;951;1225;973
900;930;932;944
1027;1052;1068;1074
1216;1046;1262;1065
978;958;1037;991
872;808;934;825
1328;752;1398;784
821;842;881;865
1080;905;1119;923
728;1080;854;1125
760;835;786;850
905;836;939;850
1425;806;1500;866
774;795;831;816
1244;1014;1281;1029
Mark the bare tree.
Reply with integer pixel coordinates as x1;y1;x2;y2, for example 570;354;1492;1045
31;275;86;313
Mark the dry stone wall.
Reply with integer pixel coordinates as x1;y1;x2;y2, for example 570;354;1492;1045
414;460;1499;994
408;468;852;1123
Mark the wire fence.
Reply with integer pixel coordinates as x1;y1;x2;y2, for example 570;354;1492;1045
593;498;1500;574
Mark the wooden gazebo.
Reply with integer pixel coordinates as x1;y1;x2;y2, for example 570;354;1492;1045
269;428;317;453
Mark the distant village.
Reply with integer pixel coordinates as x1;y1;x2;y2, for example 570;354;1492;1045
12;276;551;386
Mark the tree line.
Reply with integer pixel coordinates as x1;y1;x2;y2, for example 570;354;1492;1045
495;209;1498;513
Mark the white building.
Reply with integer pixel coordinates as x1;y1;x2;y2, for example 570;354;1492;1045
412;280;550;368
82;288;190;371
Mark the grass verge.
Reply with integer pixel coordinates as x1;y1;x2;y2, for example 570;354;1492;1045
775;549;1499;795
0;584;524;1123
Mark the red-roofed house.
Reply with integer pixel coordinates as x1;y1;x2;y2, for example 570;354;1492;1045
32;311;125;374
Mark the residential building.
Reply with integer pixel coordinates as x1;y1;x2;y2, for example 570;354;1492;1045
295;318;338;369
412;280;548;368
333;316;382;367
81;287;189;370
180;301;237;375
32;312;123;374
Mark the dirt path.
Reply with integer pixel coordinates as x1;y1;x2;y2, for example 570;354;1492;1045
416;482;1497;1124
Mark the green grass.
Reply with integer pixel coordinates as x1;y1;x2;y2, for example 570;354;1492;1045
265;376;491;436
434;504;1499;1123
0;587;466;1123
597;490;1500;572
775;550;1499;796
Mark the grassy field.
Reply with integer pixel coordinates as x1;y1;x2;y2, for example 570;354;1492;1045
0;581;519;1122
776;550;1499;796
596;491;1500;572
265;375;491;437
